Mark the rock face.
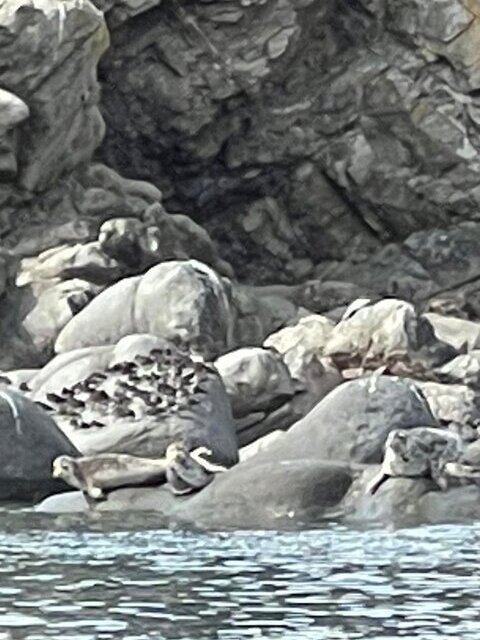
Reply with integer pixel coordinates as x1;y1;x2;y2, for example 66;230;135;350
0;0;108;192
0;387;78;501
96;0;480;286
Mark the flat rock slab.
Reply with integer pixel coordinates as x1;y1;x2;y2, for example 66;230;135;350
36;459;353;528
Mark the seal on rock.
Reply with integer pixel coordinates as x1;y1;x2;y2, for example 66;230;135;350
52;442;227;500
52;453;169;499
367;427;463;494
165;442;227;495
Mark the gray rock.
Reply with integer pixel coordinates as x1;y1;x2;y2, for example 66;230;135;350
325;298;457;373
96;0;480;288
250;375;438;465
99;205;233;278
0;0;109;191
343;465;480;526
264;314;334;356
17;279;101;361
55;260;235;359
30;335;239;466
416;486;480;524
0;88;29;134
0;387;78;501
436;351;480;389
231;283;300;347
342;466;433;526
425;313;480;351
36;459;353;528
215;347;295;416
415;380;480;434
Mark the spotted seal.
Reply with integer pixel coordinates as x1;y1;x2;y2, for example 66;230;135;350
165;442;227;495
444;439;480;481
52;442;227;500
367;427;463;494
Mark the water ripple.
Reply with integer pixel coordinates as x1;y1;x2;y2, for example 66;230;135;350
0;516;477;638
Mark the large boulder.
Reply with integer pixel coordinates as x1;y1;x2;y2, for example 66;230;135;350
325;298;457;374
37;459;353;528
0;387;78;501
248;375;438;465
414;381;480;438
55;260;235;359
29;335;239;465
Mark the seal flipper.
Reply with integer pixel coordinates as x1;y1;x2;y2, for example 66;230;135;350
85;483;105;500
366;471;390;495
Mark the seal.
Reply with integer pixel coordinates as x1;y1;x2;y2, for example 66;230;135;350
52;453;169;500
367;427;463;494
52;442;227;500
444;439;480;481
165;442;227;495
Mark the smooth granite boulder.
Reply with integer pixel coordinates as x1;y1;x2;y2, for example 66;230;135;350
0;387;78;501
248;375;438;466
55;260;235;359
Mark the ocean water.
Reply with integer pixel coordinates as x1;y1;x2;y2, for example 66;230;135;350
0;510;478;639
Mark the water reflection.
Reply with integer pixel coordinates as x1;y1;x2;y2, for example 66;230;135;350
0;512;478;639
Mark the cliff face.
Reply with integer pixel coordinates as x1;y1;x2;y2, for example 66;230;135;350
1;0;480;372
97;0;480;282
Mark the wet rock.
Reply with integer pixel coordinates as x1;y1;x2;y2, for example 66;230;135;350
416;486;480;524
344;464;480;526
0;387;78;501
55;260;235;359
172;459;353;529
342;466;433;527
36;459;353;528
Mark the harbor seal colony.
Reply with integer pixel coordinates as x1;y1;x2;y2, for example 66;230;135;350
52;442;227;500
367;427;463;494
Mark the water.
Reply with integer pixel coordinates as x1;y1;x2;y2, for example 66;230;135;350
0;511;479;639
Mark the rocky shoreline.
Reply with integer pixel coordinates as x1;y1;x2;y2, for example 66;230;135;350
1;0;480;529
